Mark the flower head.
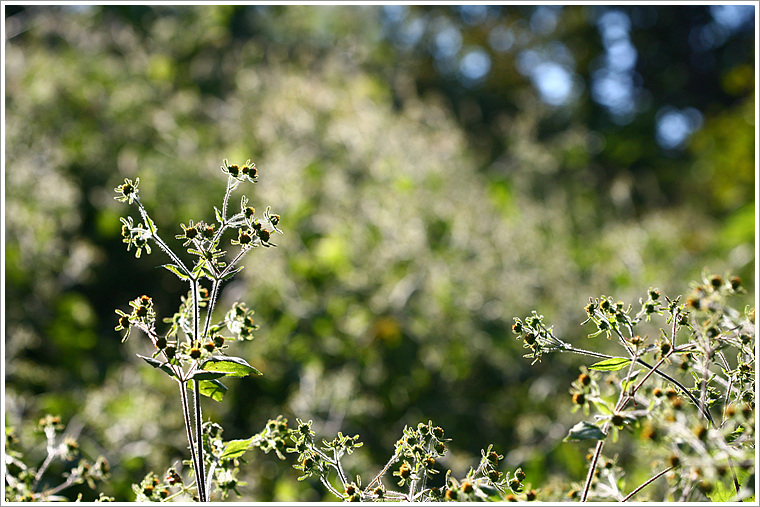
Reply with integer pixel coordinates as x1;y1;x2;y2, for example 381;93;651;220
114;178;140;204
221;159;258;183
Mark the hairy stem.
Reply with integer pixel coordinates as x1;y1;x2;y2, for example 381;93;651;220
193;379;207;502
320;475;345;500
135;199;190;275
179;382;202;501
364;453;400;492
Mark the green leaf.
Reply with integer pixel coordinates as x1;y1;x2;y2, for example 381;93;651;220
221;265;244;281
200;356;262;377
161;263;190;281
214;206;224;224
707;465;755;502
620;370;640;392
136;354;176;378
220;436;255;460
563;421;606;442
190;370;227;381
589;357;632;371
188;379;228;402
140;208;157;235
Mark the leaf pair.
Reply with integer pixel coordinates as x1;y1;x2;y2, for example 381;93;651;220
136;355;262;402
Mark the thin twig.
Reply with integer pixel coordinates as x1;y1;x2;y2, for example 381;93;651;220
320;475;345;500
622;465;674;501
364;453;400;492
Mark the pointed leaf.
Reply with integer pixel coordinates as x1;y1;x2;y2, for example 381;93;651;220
563;421;607;442
589;357;632;371
140;208;157;235
136;354;176;378
161;263;191;281
220;436;256;460
214;206;224;224
200;356;262;377
188;378;227;402
190;370;227;381
221;266;244;281
191;262;205;278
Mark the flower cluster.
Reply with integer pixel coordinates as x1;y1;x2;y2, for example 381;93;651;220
252;417;529;502
224;302;259;341
513;274;754;501
114;295;156;342
5;415;111;502
119;216;152;258
232;197;279;248
221;158;258;183
511;311;571;363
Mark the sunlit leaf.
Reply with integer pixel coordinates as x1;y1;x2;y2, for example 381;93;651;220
564;421;606;442
589;357;632;371
200;356;262;377
220;436;255;460
188;378;227;402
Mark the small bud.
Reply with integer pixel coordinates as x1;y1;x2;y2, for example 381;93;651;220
189;347;202;359
611;414;626;427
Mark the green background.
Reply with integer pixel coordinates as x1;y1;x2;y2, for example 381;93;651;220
4;4;755;501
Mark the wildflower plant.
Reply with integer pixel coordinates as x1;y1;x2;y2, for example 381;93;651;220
113;159;281;501
512;272;755;501
251;417;535;501
4;415;111;501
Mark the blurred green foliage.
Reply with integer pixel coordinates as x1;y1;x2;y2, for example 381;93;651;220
3;4;754;501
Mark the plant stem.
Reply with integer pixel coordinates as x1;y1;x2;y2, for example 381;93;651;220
320;475;345;500
622;466;674;501
179;381;203;501
563;345;714;426
581;436;607;501
193;379;207;502
135;199;190;275
581;348;641;501
202;279;221;340
364;453;399;492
